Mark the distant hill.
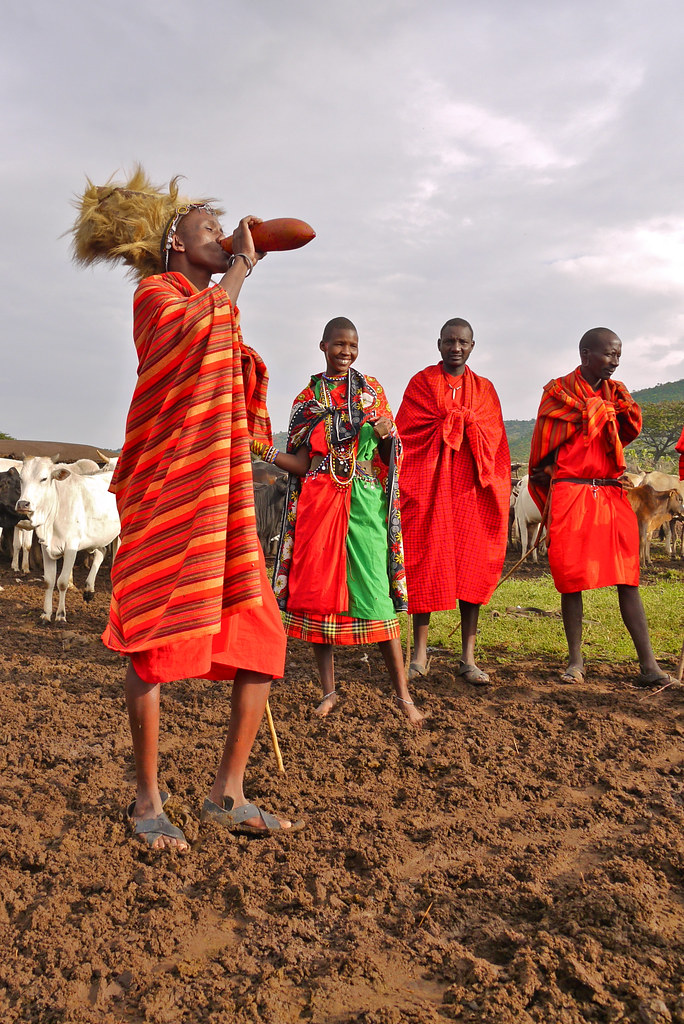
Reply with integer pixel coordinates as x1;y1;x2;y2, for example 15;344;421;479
630;379;684;404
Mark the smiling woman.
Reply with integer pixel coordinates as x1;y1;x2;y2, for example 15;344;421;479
254;316;424;726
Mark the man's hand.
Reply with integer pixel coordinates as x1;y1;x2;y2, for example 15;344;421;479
231;216;266;264
372;416;392;440
529;464;553;485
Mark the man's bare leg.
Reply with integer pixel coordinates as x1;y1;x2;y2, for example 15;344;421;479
378;637;424;726
457;600;489;683
208;671;294;829
412;612;431;671
560;591;585;678
125;662;188;851
617;584;664;677
312;642;338;716
459;599;482;667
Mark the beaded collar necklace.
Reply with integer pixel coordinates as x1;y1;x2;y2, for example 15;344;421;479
320;371;356;489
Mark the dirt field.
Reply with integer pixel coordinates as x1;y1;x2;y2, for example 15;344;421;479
1;557;683;1024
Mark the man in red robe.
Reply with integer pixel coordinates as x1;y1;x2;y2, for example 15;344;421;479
529;327;670;686
396;318;510;685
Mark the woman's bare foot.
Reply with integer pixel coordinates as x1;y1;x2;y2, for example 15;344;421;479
393;695;424;727
313;690;338;717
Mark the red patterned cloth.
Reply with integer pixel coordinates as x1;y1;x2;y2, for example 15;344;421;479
102;271;285;682
529;368;641;593
396;364;510;611
676;424;684;480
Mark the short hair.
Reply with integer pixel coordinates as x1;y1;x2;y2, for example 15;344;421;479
579;327;619;352
322;316;358;342
440;317;473;339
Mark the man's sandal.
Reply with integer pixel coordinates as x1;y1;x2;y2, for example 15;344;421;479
408;660;430;681
635;670;675;688
125;792;188;850
457;662;490;686
201;796;304;837
560;667;586;684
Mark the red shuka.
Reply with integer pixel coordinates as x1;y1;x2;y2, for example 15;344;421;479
676;424;684;481
529;367;642;593
396;364;510;611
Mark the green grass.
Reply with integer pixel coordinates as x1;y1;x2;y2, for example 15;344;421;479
399;571;683;666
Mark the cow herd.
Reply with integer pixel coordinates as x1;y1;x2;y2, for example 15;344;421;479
0;455;120;621
0;454;681;624
509;469;684;567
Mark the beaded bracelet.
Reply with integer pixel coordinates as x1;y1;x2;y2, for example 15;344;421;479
251;439;279;464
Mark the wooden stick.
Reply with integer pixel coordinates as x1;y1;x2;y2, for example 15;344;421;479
677;638;684;683
265;700;285;775
494;485;552;592
418;901;434;929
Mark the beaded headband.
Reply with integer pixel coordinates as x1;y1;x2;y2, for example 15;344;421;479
160;203;218;270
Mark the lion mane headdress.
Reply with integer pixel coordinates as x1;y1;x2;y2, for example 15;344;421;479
70;164;223;280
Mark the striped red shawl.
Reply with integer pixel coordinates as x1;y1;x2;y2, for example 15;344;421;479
528;367;641;513
102;272;272;654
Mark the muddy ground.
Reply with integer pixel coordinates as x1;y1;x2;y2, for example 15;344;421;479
0;555;682;1024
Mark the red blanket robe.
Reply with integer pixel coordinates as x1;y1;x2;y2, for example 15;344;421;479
396;364;510;611
676;424;684;480
102;272;285;683
529;367;642;593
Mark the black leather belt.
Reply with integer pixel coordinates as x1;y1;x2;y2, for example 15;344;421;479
554;477;622;487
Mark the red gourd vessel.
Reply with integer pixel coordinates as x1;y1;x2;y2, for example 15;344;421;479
220;218;316;255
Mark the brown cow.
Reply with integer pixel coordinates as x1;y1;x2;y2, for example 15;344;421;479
625;484;684;566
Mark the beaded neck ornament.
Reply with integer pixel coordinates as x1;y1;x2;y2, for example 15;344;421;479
320;370;359;490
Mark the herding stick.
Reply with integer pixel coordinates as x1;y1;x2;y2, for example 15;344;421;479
265;699;285;774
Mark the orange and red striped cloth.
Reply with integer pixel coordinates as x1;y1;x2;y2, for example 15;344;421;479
528;367;642;513
102;272;272;657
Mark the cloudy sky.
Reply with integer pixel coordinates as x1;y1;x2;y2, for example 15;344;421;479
3;0;684;446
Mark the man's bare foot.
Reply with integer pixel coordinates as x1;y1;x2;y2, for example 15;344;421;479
393;695;424;727
560;663;585;684
313;690;338;718
202;794;302;833
127;795;189;852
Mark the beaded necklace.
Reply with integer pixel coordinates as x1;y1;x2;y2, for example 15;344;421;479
320;372;356;489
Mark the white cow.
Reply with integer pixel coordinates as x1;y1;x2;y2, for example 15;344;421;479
514;474;546;563
3;458;102;574
509;478;524;549
16;457;120;622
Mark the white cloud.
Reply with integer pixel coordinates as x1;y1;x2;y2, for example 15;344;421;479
552;218;684;294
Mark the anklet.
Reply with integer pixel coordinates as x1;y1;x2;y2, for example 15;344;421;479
394;696;415;706
319;690;336;701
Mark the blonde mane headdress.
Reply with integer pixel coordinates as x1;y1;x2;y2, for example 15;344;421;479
70;164;223;280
